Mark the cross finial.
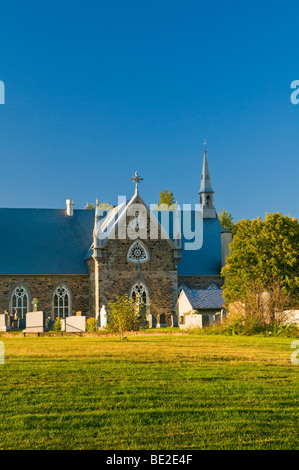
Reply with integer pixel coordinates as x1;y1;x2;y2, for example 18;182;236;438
204;138;207;154
130;171;143;193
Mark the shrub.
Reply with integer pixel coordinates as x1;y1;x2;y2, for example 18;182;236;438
265;323;299;338
190;311;299;338
85;317;98;332
51;317;62;332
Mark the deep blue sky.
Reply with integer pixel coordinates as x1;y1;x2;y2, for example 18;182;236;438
0;0;298;222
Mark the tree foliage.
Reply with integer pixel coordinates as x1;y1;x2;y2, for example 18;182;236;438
155;189;176;210
105;294;146;340
218;209;234;231
222;213;299;306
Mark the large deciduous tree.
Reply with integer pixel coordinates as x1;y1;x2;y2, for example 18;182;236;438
218;209;234;231
222;213;299;306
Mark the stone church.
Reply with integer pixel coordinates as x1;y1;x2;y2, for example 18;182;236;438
0;148;230;328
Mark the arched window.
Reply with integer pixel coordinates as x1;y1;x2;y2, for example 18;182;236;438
11;284;29;318
127;241;149;263
131;281;148;306
52;284;71;318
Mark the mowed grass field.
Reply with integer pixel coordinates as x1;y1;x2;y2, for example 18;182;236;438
0;332;298;450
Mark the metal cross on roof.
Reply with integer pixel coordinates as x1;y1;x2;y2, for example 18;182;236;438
130;171;144;193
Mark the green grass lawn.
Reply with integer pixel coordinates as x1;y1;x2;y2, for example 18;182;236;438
0;333;298;450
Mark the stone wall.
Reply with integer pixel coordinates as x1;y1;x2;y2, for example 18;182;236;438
0;275;90;319
96;238;178;325
91;206;180;326
87;259;96;316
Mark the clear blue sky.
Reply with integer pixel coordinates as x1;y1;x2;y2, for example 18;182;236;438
0;0;298;222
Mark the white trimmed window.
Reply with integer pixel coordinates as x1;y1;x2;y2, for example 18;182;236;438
127;241;149;263
53;284;71;318
11;285;29;318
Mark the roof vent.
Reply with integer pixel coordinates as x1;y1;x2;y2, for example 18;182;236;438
66;199;74;216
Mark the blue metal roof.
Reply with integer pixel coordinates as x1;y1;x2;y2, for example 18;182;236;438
178;217;222;276
183;287;224;309
154;210;222;276
0;208;95;274
0;206;222;276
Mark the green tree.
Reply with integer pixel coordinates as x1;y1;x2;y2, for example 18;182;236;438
154;189;176;210
218;209;234;231
105;294;146;340
222;213;299;306
159;189;175;206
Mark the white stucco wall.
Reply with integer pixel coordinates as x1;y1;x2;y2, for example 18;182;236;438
176;290;223;329
175;291;193;325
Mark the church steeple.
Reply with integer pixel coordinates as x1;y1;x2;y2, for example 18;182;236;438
199;141;217;218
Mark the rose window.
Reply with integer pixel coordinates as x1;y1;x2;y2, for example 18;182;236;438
127;241;148;263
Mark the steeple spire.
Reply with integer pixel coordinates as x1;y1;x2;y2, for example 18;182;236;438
199;140;214;194
199;141;217;218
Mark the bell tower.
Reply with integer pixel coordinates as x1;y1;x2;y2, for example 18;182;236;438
199;141;217;218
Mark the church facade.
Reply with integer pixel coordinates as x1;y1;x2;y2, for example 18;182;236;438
0;149;229;327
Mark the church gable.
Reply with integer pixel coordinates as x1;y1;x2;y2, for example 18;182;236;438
94;190;176;252
90;188;179;323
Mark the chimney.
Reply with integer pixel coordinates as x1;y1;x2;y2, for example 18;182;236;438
221;231;232;268
66;199;74;216
173;201;182;260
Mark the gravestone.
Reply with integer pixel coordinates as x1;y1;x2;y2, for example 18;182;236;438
24;311;47;333
157;313;167;328
146;314;153;328
0;313;11;331
62;315;86;333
